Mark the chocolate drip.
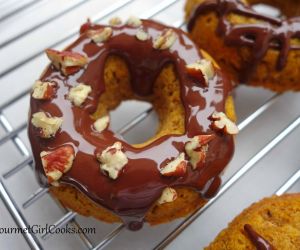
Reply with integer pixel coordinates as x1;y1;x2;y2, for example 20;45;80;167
244;224;275;250
28;20;234;229
187;0;300;82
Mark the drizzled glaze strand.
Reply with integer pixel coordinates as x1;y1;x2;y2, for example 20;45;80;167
187;0;300;82
244;224;275;250
28;20;234;230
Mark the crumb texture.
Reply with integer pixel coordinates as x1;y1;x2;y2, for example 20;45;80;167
205;194;300;249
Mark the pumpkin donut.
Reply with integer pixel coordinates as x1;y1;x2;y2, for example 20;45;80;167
206;193;300;249
185;0;300;92
28;17;238;230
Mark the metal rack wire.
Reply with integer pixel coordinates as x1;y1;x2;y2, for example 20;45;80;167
0;1;299;249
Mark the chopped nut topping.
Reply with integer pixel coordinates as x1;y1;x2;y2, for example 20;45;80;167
185;134;215;169
31;112;63;138
45;49;88;76
45;49;61;69
87;27;113;43
32;80;56;100
186;59;215;85
135;28;149;41
67;83;92;107
160;153;187;177
93;115;109;133
153;29;177;50
97;142;128;179
157;187;177;204
109;17;122;26
211;112;239;135
40;145;75;185
126;16;142;27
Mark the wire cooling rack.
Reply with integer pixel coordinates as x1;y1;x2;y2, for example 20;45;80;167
0;0;299;249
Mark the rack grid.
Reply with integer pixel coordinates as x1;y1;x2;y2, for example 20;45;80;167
0;0;299;249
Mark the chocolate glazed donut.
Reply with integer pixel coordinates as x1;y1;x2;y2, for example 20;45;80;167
28;19;237;230
186;0;300;91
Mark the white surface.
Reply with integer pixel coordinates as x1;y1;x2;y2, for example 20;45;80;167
0;0;299;249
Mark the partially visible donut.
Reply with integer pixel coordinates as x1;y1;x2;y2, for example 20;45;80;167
28;17;238;230
185;0;300;92
205;193;300;249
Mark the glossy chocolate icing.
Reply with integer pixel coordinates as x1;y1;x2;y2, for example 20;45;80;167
187;0;300;82
244;224;275;250
28;19;234;229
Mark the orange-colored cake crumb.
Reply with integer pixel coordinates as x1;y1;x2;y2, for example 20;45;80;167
206;193;300;249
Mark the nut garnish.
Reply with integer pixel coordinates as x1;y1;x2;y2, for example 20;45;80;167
211;112;239;135
109;17;122;26
40;145;75;185
153;29;177;50
68;83;92;107
160;153;187;177
136;28;149;41
93;115;109;133
45;49;88;76
97;142;128;179
86;27;113;43
32;80;56;100
186;59;215;85
185;134;215;169
126;16;142;27
157;187;177;205
31;112;63;138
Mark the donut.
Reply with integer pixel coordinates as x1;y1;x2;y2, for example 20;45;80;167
28;16;238;230
205;193;300;249
185;0;300;92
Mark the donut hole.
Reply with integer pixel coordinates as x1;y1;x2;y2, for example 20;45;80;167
92;55;185;148
249;0;300;18
109;100;159;144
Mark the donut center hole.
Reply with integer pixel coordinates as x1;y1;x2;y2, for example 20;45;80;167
109;100;159;144
93;56;185;148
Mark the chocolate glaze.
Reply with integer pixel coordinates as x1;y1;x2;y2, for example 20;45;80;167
28;19;234;229
187;0;300;82
244;224;275;250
